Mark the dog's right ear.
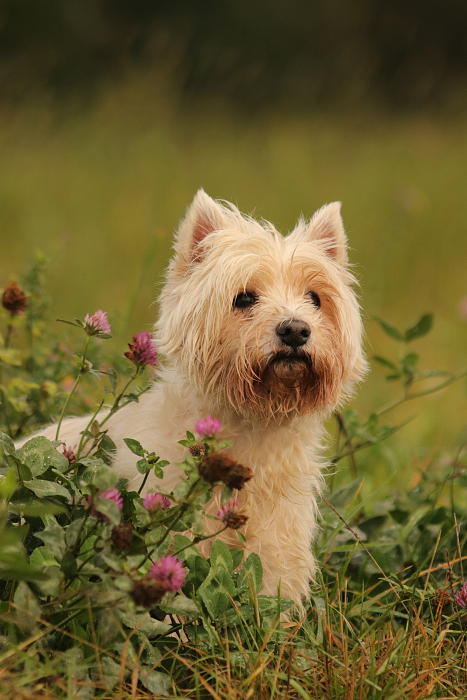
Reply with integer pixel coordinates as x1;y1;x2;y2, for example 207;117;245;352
174;189;228;271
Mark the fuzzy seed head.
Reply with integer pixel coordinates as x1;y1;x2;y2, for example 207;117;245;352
2;281;28;315
199;453;253;490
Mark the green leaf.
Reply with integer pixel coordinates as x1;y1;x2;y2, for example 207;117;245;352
99;658;121;691
13;581;42;619
0;551;48;581
0;468;17;499
106;368;118;392
257;595;294;614
24;479;71;499
139;668;171;696
373;355;398;371
0;348;22;365
327;479;362;509
199;574;233;618
94;497;121;525
30;546;59;568
210;540;233;573
0;432;16;459
14;459;33;482
230;547;244;570
36;524;66;560
161;595;199;615
18;437;68;476
95;434;117;465
136;458;150;474
401;352;419;376
153;464;164;479
57;318;82;328
123;438;145;456
405;313;433;342
9;501;65;518
61;551;78;578
374;317;404;341
119;610;171;636
81;464;119;492
184;555;210;592
238;552;263;594
173;534;198;559
65;519;83;548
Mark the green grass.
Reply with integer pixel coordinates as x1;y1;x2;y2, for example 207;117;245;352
0;203;466;696
2;78;466;489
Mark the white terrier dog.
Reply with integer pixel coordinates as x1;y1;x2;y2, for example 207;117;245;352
38;190;365;603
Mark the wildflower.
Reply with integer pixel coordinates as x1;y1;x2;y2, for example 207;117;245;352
61;444;76;466
195;415;222;437
143;492;171;512
86;488;123;521
111;522;134;551
150;555;186;592
217;498;248;530
84;309;111;337
455;582;467;608
2;281;28;315
124;331;158;367
198;453;253;490
130;576;167;607
189;443;205;459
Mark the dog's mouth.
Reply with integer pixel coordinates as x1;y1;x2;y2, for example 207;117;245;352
268;350;312;385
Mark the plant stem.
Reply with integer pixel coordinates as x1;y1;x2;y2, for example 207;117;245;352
4;323;13;349
55;335;90;441
139;479;202;567
138;471;150;495
375;368;467;418
172;525;229;557
76;399;104;460
98;367;140;430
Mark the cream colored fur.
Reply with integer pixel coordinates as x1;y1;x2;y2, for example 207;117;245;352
31;190;366;604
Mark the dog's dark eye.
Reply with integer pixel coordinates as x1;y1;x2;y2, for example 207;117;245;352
233;292;257;309
307;291;321;308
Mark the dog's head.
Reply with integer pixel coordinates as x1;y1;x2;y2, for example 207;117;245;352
158;190;366;420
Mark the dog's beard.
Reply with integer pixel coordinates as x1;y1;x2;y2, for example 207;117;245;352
221;347;343;421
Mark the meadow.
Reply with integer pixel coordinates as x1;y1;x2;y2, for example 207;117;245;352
0;78;467;698
1;78;466;484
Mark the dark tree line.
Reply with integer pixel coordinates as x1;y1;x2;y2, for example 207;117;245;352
1;0;466;111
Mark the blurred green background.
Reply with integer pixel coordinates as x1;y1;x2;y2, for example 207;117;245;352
0;0;466;483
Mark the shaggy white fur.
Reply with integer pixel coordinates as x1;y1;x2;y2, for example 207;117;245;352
33;190;366;604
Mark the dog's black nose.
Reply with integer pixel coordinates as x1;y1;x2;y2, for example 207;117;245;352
276;319;311;348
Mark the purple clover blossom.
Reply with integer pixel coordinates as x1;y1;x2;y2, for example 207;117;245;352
143;492;171;512
84;309;111;337
124;331;159;367
86;488;123;521
150;555;186;592
195;415;222;438
61;444;76;466
217;498;248;530
455;582;467;608
217;497;240;521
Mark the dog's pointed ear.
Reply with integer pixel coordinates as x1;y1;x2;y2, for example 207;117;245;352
174;189;228;269
293;202;348;266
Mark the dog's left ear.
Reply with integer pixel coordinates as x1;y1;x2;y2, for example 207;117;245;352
174;189;228;269
294;202;348;266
